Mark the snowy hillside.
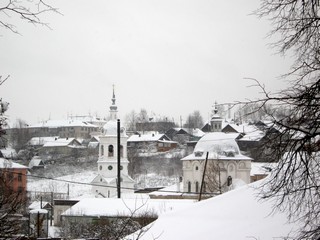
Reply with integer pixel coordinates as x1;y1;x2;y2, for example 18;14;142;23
28;171;180;199
126;179;301;240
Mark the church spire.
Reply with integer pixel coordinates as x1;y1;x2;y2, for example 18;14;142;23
109;85;118;120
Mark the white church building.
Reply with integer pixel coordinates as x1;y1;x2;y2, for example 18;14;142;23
91;88;135;198
181;105;252;195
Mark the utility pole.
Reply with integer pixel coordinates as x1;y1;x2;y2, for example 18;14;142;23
199;152;209;201
117;119;121;198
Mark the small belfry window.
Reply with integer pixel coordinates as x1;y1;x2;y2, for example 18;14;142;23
101;145;104;156
120;145;124;158
195;166;199;171
108;145;114;157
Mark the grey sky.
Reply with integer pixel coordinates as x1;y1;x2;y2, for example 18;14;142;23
0;0;291;126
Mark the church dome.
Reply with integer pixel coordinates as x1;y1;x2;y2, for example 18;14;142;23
102;120;127;136
103;120;117;135
194;132;240;156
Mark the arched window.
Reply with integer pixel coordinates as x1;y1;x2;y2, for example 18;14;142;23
187;181;191;193
108;145;114;157
195;181;199;193
120;145;124;158
195;166;199;171
101;145;104;156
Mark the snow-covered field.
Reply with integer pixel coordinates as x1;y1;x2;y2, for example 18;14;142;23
28;170;98;199
28;171;180;199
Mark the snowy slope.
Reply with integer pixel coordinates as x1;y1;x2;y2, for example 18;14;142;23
126;180;300;240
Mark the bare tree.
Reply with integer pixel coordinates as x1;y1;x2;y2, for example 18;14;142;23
9;118;32;153
184;110;204;130
0;169;28;237
125;110;138;131
59;204;157;239
0;0;59;34
246;1;320;239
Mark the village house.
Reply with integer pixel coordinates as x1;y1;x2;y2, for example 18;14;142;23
59;197;194;229
127;133;178;153
39;137;83;156
27;136;59;149
27;119;99;139
28;155;45;169
165;127;205;144
0;158;28;201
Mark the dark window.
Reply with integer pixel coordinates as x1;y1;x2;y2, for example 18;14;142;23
108;145;114;157
195;181;199;193
18;173;22;182
120;145;124;158
187;181;191;193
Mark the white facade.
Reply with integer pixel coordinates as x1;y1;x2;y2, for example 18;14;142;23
91;88;134;198
182;132;252;194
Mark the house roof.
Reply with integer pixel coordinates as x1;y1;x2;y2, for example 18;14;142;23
128;133;172;142
29;200;50;210
28;136;59;146
29;119;98;128
238;127;265;141
0;148;17;158
0;158;28;169
173;128;205;137
250;162;276;176
43;138;80;147
29;156;44;168
62;198;195;218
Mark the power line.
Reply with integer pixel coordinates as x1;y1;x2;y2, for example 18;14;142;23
1;169;217;196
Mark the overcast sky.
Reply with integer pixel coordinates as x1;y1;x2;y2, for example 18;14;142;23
1;0;291;126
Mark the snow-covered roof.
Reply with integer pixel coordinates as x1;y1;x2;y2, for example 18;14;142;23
126;179;301;240
239;126;265;141
29;119;98;128
43;138;79;147
62;198;195;218
29;156;44;168
0;148;17;158
250;162;276;176
88;142;99;148
182;132;251;161
128;133;170;142
223;123;259;134
28;136;59;146
0;158;28;169
172;128;205;137
29;200;50;210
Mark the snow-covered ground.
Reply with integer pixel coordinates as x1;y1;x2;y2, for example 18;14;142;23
28;171;180;199
28;170;97;199
126;179;301;240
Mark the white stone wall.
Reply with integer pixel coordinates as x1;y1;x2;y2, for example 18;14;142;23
183;159;251;193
